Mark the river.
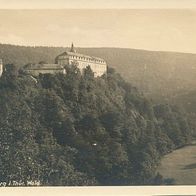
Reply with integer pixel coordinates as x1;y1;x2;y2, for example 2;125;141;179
157;142;196;185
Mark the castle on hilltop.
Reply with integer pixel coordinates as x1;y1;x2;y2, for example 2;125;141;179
24;43;107;77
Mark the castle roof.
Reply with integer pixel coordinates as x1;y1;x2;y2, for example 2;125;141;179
56;51;106;62
24;63;65;70
56;43;106;63
70;43;76;53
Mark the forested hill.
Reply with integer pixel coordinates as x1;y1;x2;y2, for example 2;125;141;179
0;64;193;186
1;43;196;101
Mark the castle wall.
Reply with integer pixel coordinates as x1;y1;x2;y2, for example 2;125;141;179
57;58;69;65
58;57;107;77
86;62;107;77
71;60;107;77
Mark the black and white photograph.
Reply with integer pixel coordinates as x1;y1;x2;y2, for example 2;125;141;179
0;0;196;195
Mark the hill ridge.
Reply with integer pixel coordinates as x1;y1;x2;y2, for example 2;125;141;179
1;43;196;101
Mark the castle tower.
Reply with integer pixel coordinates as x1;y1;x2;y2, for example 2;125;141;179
70;43;76;53
0;59;3;77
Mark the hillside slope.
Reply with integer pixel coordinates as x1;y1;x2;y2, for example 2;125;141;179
1;44;196;101
0;65;192;186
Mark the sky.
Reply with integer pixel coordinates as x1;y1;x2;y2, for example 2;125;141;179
0;8;196;53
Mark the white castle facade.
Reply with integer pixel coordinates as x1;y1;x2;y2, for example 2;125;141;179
24;44;107;77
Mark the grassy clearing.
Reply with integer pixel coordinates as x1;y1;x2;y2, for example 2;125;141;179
157;144;196;185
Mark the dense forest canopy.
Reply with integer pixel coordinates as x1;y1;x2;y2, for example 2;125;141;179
0;63;193;186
